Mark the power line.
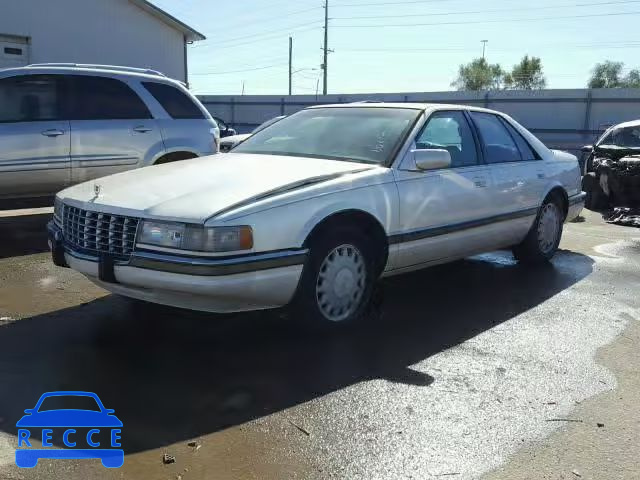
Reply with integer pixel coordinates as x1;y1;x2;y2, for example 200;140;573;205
214;20;322;46
214;6;322;33
201;26;322;50
333;41;640;52
332;0;640;20
190;63;290;76
332;10;640;27
332;0;463;7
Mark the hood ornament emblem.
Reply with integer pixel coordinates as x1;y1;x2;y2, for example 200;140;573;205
94;184;101;196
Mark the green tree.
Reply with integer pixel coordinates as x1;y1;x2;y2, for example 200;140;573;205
451;58;505;91
624;69;640;88
588;61;640;88
588;61;625;88
504;55;546;90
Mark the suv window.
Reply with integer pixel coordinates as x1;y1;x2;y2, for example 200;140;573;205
416;111;478;167
500;118;539;160
142;82;205;119
69;75;151;120
470;112;522;164
0;75;62;123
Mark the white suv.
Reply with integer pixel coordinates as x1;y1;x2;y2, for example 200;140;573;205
0;64;219;201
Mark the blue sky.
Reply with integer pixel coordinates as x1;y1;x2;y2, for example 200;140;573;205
153;0;640;95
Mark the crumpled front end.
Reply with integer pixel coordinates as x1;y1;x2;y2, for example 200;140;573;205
584;154;640;226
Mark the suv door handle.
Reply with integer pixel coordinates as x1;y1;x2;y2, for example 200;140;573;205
41;129;65;137
537;172;546;179
473;177;488;188
133;126;152;133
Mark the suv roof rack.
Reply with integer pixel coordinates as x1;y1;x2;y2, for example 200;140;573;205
26;63;166;77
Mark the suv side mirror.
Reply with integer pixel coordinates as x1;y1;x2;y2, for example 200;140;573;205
413;149;451;171
581;145;593;153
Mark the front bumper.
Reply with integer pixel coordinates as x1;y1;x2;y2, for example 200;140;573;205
47;221;306;313
567;192;586;221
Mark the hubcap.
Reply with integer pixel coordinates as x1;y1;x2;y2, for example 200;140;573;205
315;244;366;322
537;203;560;254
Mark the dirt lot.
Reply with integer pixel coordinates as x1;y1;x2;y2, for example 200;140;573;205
0;208;638;479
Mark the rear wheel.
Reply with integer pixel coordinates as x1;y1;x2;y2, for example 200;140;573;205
291;227;378;329
513;196;564;264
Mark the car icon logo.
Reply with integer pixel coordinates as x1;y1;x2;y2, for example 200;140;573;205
15;391;123;468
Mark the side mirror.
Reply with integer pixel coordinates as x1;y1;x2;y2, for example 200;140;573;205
413;149;451;171
581;145;593;153
24;409;33;414
104;409;115;414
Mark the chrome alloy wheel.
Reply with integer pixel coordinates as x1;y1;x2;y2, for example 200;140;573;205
537;203;561;254
315;244;366;322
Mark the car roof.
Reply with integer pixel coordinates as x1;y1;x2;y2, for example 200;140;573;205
609;119;640;129
0;65;184;86
306;102;503;115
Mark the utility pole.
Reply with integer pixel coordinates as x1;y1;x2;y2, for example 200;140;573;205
288;36;293;96
481;40;488;59
322;0;328;95
241;80;245;95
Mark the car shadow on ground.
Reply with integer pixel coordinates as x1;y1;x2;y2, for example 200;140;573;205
0;250;594;454
0;213;51;259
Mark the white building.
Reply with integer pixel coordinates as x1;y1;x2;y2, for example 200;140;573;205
0;0;204;82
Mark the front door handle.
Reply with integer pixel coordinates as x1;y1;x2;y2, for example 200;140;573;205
41;129;65;137
473;177;488;188
133;126;152;133
537;172;546;179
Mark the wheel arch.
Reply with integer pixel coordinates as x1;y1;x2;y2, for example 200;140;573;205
152;149;200;165
543;184;569;220
301;208;389;275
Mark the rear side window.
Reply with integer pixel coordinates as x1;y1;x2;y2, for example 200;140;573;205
500;118;539;160
142;82;205;119
470;112;522;164
0;75;62;123
69;75;151;120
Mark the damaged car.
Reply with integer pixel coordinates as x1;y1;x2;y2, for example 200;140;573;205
582;120;640;226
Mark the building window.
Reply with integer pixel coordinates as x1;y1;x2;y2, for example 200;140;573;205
4;47;23;55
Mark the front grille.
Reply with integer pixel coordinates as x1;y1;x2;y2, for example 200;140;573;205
62;205;139;260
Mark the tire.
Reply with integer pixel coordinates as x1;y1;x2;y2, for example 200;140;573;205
513;196;564;264
290;226;379;330
583;172;608;211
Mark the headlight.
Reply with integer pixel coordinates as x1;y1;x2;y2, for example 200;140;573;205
139;221;253;252
53;197;63;225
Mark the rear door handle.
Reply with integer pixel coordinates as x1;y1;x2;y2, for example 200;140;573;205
41;129;65;137
133;126;152;133
473;177;488;188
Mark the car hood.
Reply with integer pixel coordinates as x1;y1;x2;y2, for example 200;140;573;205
220;133;251;145
59;154;377;223
16;410;123;427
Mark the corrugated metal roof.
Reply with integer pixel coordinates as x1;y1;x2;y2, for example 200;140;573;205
129;0;206;42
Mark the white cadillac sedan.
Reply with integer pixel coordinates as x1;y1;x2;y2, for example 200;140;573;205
48;103;585;327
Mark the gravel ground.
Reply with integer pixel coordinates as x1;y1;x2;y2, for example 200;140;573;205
0;208;637;480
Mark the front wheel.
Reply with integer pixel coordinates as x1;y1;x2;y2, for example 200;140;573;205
513;197;564;264
291;227;378;329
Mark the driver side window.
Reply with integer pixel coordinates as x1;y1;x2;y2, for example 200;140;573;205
415;111;478;168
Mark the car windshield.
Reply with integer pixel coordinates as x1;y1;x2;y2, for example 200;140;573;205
252;116;285;134
599;126;640;149
231;107;420;165
38;395;101;412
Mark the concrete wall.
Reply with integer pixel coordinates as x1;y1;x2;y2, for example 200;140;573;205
0;0;186;81
198;89;640;157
